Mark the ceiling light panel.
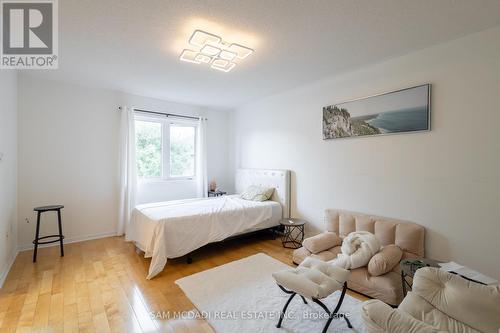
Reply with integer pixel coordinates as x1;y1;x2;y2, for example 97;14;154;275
179;49;201;64
227;43;253;59
189;30;221;48
211;58;236;72
179;30;253;72
219;50;237;61
194;54;212;63
200;45;221;56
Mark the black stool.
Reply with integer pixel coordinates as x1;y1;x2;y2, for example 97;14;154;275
33;205;65;262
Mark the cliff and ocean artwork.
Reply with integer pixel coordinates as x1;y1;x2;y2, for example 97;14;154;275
323;84;430;140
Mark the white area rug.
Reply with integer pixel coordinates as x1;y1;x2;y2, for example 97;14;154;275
176;253;366;332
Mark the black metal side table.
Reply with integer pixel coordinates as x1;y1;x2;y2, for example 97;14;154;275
279;218;306;249
208;190;227;197
32;205;65;262
400;258;441;296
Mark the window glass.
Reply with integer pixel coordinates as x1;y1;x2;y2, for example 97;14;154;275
170;125;196;177
135;120;162;178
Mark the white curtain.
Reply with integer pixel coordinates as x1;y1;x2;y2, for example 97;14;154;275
196;118;208;198
118;106;137;237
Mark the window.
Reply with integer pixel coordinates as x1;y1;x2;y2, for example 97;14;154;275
135;115;197;180
135;120;162;178
170;125;196;177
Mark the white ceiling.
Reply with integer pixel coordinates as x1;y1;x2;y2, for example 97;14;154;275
24;0;500;109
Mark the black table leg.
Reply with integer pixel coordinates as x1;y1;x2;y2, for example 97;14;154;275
401;270;412;297
57;209;64;257
33;211;41;262
281;225;304;249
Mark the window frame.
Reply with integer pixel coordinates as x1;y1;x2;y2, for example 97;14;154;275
134;113;198;182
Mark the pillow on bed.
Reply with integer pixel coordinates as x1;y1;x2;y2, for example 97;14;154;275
240;185;275;202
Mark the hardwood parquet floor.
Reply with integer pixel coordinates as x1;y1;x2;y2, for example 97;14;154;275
0;233;368;332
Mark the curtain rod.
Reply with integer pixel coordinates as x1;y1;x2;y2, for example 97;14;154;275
118;107;203;120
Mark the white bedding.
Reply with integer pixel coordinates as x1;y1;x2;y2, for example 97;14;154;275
128;195;282;279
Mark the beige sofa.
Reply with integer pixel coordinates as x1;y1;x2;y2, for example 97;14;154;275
292;209;425;305
362;267;500;333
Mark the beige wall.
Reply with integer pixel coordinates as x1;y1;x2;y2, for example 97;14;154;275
0;71;18;286
231;26;500;279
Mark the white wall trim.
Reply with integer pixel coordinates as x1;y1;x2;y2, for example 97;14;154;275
17;231;118;252
0;250;19;288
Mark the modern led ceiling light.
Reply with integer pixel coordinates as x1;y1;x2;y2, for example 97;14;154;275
211;58;236;72
200;44;221;56
179;29;254;72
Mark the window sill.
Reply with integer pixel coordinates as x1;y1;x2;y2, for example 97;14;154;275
138;178;197;184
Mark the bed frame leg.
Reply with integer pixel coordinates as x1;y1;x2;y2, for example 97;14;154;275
186;255;193;264
271;227;279;240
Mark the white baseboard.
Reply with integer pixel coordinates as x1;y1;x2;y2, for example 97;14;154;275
0;250;19;288
17;230;118;252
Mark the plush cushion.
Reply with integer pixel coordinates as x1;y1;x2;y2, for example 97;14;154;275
349;268;404;305
240;185;274;201
412;268;500;333
395;223;425;257
302;232;342;254
399;292;480;333
374;220;397;246
362;299;443;333
355;215;375;233
339;213;356;237
272;257;349;299
324;210;340;233
292;246;342;264
292;246;311;264
363;268;500;333
368;245;403;276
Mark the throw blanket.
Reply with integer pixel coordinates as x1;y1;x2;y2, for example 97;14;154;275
329;231;381;269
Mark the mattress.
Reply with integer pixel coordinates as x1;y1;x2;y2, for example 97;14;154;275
128;195;282;279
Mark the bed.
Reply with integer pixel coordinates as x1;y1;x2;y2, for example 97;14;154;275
128;169;291;279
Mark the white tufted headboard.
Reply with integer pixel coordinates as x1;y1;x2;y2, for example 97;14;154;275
235;169;291;218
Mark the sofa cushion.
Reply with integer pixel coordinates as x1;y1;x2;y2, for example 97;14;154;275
292;246;341;265
395;223;425;257
310;248;341;262
324;210;340;233
349;268;404;306
339;213;356;237
362;299;442;333
399;292;480;333
302;232;342;254
374;220;397;246
368;245;403;276
292;246;311;264
412;268;500;332
355;215;375;233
